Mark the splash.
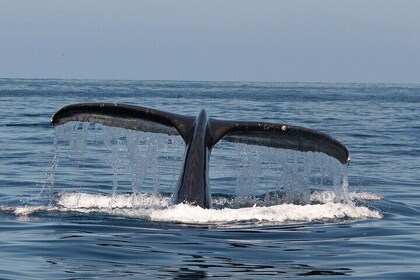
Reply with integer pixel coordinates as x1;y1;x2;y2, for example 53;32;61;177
4;191;382;225
210;143;352;206
26;122;382;226
45;123;184;196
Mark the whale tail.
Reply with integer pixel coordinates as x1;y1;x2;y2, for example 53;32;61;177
51;103;350;208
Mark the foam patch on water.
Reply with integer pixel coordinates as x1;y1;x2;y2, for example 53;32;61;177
150;202;381;224
2;191;382;225
9;205;57;216
57;192;170;209
310;191;382;203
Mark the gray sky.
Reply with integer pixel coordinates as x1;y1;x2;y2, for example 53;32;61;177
1;0;419;83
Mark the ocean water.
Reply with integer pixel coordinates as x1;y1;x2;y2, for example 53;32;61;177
0;79;419;279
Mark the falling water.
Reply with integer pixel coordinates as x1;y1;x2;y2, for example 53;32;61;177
40;128;60;204
210;141;350;207
45;122;350;208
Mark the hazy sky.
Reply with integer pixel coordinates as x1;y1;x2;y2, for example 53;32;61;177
1;1;419;83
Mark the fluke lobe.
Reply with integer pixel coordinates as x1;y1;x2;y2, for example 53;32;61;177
51;103;350;209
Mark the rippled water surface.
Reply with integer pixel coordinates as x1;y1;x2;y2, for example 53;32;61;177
0;79;419;279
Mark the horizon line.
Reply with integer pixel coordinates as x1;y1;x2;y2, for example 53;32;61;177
0;76;419;86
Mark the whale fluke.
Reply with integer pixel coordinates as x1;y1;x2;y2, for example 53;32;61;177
51;103;195;142
210;119;349;166
51;103;350;208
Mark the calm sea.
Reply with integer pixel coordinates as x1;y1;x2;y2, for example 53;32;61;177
0;79;419;279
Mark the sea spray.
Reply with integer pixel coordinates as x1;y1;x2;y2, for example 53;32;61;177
45;127;60;204
148;134;161;193
235;143;261;196
28;122;383;225
216;142;350;206
126;130;142;204
46;122;352;209
39;124;81;204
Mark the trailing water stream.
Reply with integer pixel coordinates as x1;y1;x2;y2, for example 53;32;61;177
11;122;380;225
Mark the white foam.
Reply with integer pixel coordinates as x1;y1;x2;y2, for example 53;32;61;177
4;205;56;216
150;202;381;224
57;192;170;209
3;191;382;225
311;191;382;203
349;191;382;201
